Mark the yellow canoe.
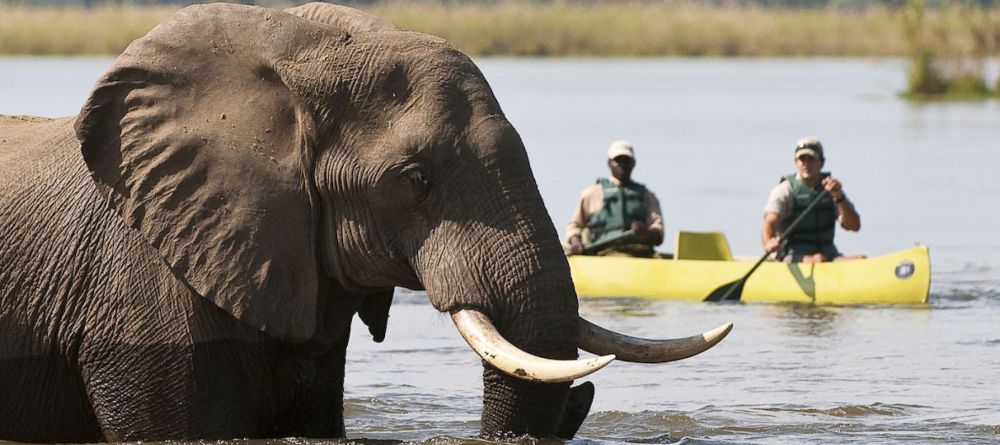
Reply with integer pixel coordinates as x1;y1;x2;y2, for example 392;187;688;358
568;232;930;305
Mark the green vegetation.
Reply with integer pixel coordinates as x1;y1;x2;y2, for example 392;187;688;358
0;4;176;55
368;2;910;57
1;1;997;99
0;1;994;58
0;1;947;57
901;0;999;100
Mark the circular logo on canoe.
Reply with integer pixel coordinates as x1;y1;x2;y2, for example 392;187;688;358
895;260;915;279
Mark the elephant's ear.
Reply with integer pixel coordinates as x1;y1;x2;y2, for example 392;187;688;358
75;4;333;341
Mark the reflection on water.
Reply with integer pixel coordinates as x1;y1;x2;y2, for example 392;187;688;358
578;297;662;318
769;304;839;338
2;57;999;444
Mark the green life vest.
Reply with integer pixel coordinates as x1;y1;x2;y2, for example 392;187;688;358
780;173;837;249
586;178;649;244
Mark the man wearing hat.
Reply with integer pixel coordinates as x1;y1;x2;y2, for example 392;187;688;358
762;137;862;263
566;140;663;257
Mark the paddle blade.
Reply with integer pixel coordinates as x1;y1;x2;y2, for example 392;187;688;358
704;279;746;302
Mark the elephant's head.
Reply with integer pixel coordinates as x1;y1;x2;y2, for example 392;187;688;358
75;3;730;438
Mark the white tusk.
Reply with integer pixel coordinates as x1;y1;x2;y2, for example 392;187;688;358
451;309;615;383
578;317;733;364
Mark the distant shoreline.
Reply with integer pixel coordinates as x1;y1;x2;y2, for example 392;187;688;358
0;2;994;57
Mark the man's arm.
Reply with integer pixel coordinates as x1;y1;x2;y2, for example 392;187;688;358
836;199;860;231
762;182;790;253
566;185;600;254
639;191;664;246
762;212;782;253
822;176;861;231
566;205;586;254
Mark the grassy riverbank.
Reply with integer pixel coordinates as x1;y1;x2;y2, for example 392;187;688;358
0;1;994;58
369;2;908;57
0;4;175;55
2;1;997;99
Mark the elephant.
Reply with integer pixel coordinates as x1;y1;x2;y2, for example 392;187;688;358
0;3;732;442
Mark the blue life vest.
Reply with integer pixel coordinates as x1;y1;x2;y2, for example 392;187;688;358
586;178;649;244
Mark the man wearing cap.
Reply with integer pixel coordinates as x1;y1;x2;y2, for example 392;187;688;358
762;137;862;263
566;140;664;257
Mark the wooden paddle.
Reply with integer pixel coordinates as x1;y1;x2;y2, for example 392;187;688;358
580;230;637;255
704;189;830;302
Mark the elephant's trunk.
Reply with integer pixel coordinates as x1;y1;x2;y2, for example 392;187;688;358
411;126;732;438
480;366;572;438
476;300;581;439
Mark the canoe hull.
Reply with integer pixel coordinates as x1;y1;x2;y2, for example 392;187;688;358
569;246;930;305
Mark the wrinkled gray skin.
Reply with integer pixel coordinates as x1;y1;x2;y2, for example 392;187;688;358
0;3;588;442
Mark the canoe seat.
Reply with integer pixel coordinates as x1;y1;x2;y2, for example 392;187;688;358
674;231;733;261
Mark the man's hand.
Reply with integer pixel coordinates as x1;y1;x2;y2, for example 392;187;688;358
764;236;781;254
822;176;845;201
568;236;584;255
630;221;661;244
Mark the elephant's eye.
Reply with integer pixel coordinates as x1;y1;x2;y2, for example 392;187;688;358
401;164;431;201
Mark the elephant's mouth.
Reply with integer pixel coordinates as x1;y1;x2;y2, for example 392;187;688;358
450;308;733;382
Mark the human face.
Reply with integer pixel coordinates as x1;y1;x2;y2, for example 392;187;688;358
609;155;635;183
795;154;823;184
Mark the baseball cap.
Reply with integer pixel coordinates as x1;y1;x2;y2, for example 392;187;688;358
794;137;824;160
607;140;635;160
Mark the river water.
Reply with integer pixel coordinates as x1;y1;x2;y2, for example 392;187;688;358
2;57;998;444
